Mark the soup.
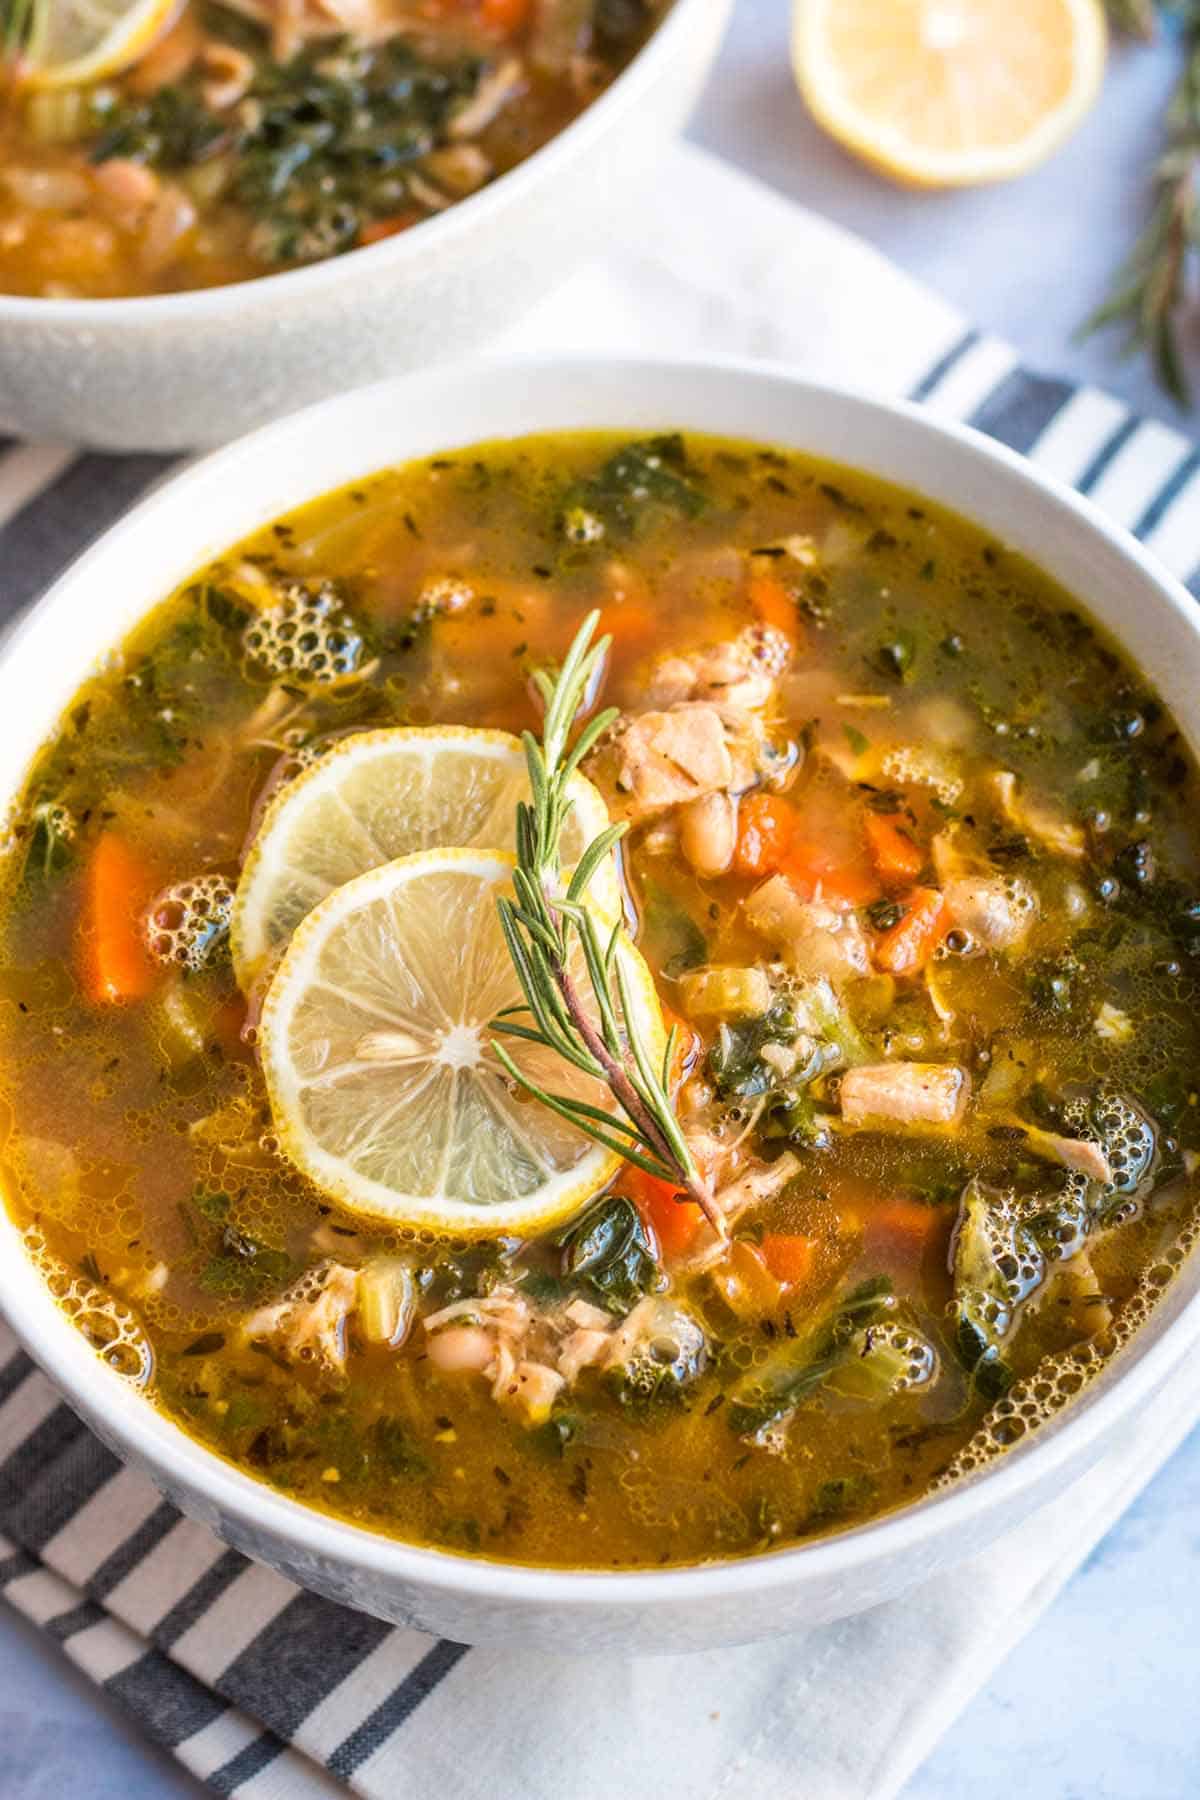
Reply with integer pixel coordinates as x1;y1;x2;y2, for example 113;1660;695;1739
2;430;1199;1571
0;0;663;297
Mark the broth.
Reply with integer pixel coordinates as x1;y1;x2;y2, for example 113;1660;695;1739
2;429;1198;1569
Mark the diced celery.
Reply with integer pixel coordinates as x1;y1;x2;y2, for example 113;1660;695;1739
357;1257;415;1347
156;978;210;1070
24;88;88;145
678;965;771;1022
181;156;233;207
792;977;869;1066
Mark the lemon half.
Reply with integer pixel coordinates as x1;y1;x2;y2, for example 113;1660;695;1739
792;0;1107;189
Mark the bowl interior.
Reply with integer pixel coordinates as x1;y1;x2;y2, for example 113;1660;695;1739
3;355;1200;1619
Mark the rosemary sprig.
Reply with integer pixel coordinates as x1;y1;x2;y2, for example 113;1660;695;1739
1084;2;1200;402
489;611;724;1236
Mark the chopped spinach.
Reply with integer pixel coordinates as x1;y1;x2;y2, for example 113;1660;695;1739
708;1000;805;1100
199;1225;293;1300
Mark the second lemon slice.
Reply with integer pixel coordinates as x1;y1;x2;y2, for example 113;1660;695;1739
232;726;617;987
259;848;664;1235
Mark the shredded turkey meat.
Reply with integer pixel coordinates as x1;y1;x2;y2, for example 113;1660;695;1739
942;875;1035;950
644;625;793;711
241;1263;359;1373
840;1063;971;1128
745;877;870;979
219;0;413;55
991;771;1086;860
610;703;766;822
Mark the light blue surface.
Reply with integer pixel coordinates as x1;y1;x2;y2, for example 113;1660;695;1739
5;3;1200;1795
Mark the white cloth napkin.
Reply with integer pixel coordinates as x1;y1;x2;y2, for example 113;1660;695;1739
3;139;1200;1800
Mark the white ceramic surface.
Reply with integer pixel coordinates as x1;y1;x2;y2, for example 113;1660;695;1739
0;0;729;452
2;356;1199;1653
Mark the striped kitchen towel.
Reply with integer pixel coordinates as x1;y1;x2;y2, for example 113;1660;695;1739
2;141;1200;1800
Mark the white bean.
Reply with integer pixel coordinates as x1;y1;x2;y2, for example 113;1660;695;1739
426;1325;493;1373
2;167;89;210
679;791;736;878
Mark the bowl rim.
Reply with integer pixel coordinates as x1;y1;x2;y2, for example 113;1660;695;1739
0;0;720;326
3;349;1200;1612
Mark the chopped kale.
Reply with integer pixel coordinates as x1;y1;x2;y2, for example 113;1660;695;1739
799;1472;878;1532
199;1225;293;1300
558;1193;661;1314
368;1415;428;1478
874;631;916;681
89;22;489;267
20;799;76;885
560;434;706;541
89;82;228;167
866;897;906;933
639;880;708;978
727;1276;895;1439
184;1188;292;1300
950;1180;1045;1392
607;1299;707;1409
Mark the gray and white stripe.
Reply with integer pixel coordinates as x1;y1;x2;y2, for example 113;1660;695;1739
0;340;1198;1795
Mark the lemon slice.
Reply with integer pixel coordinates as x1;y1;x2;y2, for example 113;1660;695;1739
232;726;619;989
17;0;179;88
259;848;664;1235
791;0;1107;188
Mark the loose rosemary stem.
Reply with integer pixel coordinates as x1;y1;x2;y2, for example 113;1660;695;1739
1087;2;1200;402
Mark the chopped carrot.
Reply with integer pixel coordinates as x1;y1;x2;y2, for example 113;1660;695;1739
212;996;251;1060
599;602;658;660
749;573;802;643
359;213;418;247
625;1166;705;1259
759;1232;817;1289
864;811;924;886
784;839;880;907
80;834;158;1005
872;886;949;975
481;0;531;28
864;1201;941;1254
733;791;797;878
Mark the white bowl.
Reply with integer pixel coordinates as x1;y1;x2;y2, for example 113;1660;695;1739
2;356;1198;1653
0;0;729;452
